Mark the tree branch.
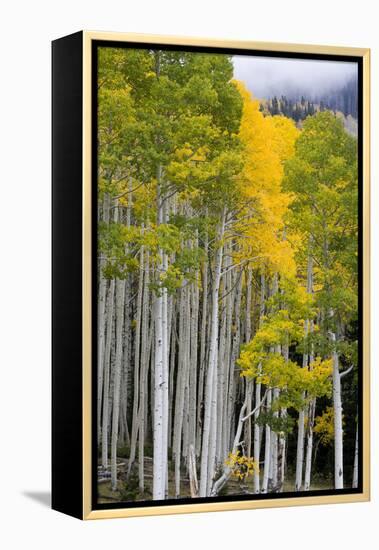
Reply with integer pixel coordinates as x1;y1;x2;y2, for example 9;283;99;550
220;257;261;278
340;365;354;379
211;387;269;496
241;389;269;422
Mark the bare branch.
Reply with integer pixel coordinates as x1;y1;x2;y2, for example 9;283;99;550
114;181;145;199
241;389;269;422
340;365;354;379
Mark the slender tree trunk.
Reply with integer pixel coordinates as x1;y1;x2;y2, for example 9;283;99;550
331;331;344;489
189;266;199;457
168;300;176;450
188;444;199;497
199;209;226;497
254;272;265;493
98;193;111;444
304;397;316;491
278;342;289;492
111;276;126;490
244;267;253;457
352;416;359;488
161;193;170;496
262;389;272;493
277;408;287;491
153;287;165;498
173;283;189;497
227;273;243;454
295;395;306;489
138;250;150;492
269;387;279;490
120;277;131;448
152;165;170;499
101;278;115;468
196;231;208;456
127;247;144;477
152;55;169;500
216;252;228;464
295;250;313;491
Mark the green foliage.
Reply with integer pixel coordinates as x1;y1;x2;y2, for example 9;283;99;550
255;409;295;435
98;47;245;294
283;111;358;332
238;279;333;414
118;474;141;501
117;445;131;458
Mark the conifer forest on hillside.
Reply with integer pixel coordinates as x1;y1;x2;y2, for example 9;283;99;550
96;46;360;504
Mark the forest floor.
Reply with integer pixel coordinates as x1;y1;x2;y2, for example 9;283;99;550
97;457;333;504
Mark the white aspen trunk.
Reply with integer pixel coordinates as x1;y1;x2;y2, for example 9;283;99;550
331;331;344;489
196;231;208;456
221;262;234;462
152;55;169;499
120;281;131;447
168;300;176;450
352;416;358;488
153;288;165;499
189;268;199;456
254;272;265;493
138;250;150;492
304;323;315;492
182;274;191;467
304;397;316;491
161;196;169;496
216;253;227;464
278;343;289;491
172;290;183;475
262;389;272;493
181;234;191;468
188;444;199;497
145;324;154;444
199;209;226;497
111;276;126;490
101;278;115;468
100;203;119;467
121;181;133;449
245;267;252;342
253;380;261;493
150;322;155;443
295;250;313;491
270;387;280;490
108;328;116;434
173;283;189;497
227;274;243;452
269;275;280;491
277;409;287;491
126;247;144;477
152;165;169;500
244;381;253;457
182;370;190;462
207;355;218;490
98;193;110;444
244;267;253;457
295;408;305;491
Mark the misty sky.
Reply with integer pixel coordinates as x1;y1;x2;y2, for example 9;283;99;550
233;55;358;100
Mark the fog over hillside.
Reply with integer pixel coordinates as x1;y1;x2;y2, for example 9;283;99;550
233;55;358;102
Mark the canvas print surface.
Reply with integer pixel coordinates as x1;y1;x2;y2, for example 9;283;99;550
95;45;360;506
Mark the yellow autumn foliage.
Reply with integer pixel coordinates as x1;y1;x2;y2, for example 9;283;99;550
233;81;299;277
225;451;259;481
